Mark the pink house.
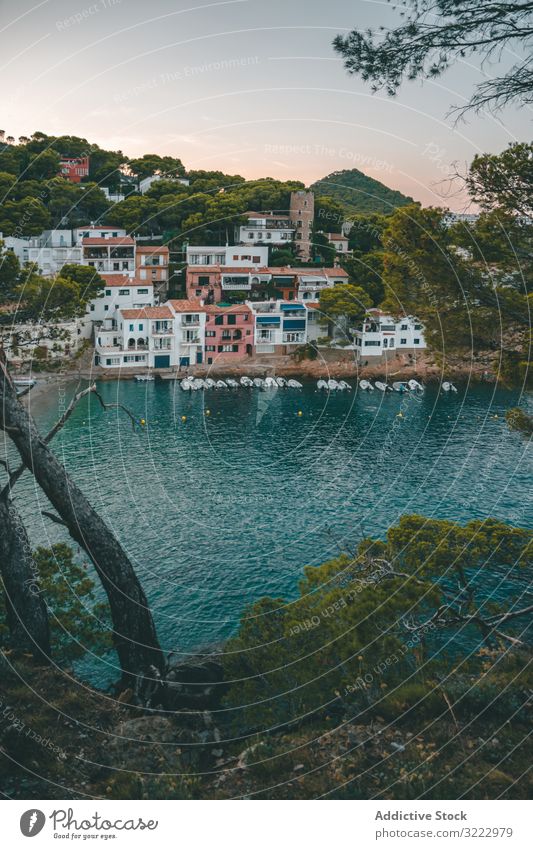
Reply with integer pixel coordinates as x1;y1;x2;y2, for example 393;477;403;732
204;303;254;364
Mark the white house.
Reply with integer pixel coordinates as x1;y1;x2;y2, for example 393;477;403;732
236;213;295;246
2;230;83;276
73;225;127;243
304;302;323;342
93;299;206;370
87;274;155;322
352;310;426;361
296;267;349;301
2;226;130;277
186;245;269;267
81;235;136;275
249;300;307;354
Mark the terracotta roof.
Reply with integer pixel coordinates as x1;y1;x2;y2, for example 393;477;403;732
328;233;347;240
305;302;321;309
187;265;271;274
121;306;173;319
136;245;169;254
167;299;206;313
276;266;349;276
82;237;135;245
101;274;134;287
204;303;252;315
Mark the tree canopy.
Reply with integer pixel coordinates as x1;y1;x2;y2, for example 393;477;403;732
334;1;533;115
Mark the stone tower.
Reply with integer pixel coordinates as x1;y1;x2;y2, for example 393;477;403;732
289;190;314;262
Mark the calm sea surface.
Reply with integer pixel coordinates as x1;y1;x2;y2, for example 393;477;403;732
6;378;532;679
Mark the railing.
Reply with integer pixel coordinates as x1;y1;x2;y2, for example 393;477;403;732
222;280;252;292
182;334;200;344
152;327;173;335
298;281;327;291
182;318;200;326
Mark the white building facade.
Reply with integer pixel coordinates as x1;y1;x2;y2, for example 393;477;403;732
87;275;155;322
94;299;207;370
352;310;426;362
186;245;269;267
250;301;308;354
236;214;295;247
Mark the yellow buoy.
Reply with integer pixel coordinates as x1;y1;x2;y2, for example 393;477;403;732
298;410;303;417
205;409;211;416
181;415;187;423
140;418;146;426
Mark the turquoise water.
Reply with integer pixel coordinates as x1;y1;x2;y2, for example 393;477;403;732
7;379;532;675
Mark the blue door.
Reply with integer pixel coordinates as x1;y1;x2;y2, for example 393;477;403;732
179;357;190;367
154;355;170;368
196;351;203;364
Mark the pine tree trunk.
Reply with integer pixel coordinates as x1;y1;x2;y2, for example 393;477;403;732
0;497;51;662
0;367;164;684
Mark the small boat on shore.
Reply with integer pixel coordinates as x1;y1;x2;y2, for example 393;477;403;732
392;381;409;393
180;379;192;391
408;379;424;392
13;377;36;388
240;376;253;387
287;379;302;389
359;379;374;391
134;374;154;382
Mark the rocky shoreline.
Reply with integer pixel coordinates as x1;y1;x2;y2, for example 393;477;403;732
17;348;498;389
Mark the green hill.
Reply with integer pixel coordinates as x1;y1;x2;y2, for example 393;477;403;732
310;168;414;214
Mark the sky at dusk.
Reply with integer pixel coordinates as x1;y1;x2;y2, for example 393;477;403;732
2;0;531;210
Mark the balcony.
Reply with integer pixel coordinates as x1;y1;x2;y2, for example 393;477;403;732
221;276;251;290
182;317;200;327
182;333;200;345
298;281;327;291
152;327;173;336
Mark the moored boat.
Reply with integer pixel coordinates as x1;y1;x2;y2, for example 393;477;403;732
442;381;458;393
240;376;253;387
287;379;302;389
408;379;424;391
275;377;286;387
253;377;264;388
338;380;352;390
204;378;217;389
13;377;36;387
375;381;390;392
359;379;374;391
226;378;239;388
216;380;227;389
264;376;277;388
327;379;339;391
317;379;328;390
392;381;409;392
